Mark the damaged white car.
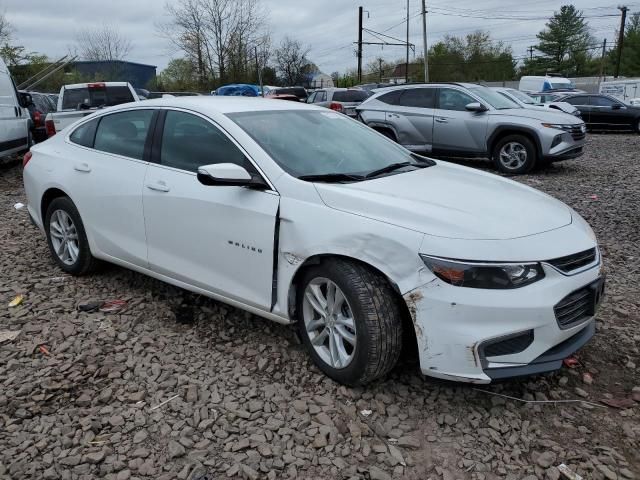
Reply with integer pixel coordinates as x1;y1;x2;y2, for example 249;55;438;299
23;97;604;385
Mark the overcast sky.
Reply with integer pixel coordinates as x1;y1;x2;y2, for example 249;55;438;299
2;0;638;75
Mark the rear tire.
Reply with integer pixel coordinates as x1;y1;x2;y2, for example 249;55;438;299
492;134;537;174
297;259;403;386
45;197;97;276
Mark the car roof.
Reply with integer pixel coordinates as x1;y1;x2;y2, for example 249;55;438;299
105;96;321;114
370;82;475;93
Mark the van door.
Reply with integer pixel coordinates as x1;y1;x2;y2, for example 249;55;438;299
0;66;29;158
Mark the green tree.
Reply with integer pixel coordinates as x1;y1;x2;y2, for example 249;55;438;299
158;58;200;91
528;5;595;76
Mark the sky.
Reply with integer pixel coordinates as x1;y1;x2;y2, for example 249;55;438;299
2;0;638;76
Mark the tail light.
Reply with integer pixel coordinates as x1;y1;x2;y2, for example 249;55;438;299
33;111;42;128
45;119;56;137
23;151;33;168
329;102;344;112
88;82;106;89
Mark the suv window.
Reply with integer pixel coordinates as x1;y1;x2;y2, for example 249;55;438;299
377;90;402;105
160;110;248;173
590;95;618;107
564;95;589;106
93;109;154;160
438;88;476;111
314;91;327;103
332;90;369;102
398;88;435;108
70;118;99;148
62;86;135;110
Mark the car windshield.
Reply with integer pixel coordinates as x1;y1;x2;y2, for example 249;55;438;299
228;110;432;180
506;89;536;105
332;90;369;102
469;86;520;109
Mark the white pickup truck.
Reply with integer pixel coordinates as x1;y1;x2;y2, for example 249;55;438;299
45;82;140;137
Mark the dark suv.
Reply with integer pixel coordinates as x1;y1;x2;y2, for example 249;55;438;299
556;93;640;133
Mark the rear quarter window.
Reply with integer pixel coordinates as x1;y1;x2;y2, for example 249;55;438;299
376;90;402;105
69;118;99;148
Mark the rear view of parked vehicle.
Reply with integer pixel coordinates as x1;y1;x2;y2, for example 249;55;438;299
23;97;602;386
266;87;308;102
307;88;369;117
21;91;56;142
357;83;587;174
556;93;640;133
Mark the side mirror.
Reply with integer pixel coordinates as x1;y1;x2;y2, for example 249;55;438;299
19;92;34;108
197;163;268;189
465;102;487;112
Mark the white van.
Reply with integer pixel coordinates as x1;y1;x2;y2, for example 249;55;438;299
519;75;575;93
599;78;640;105
1;56;31;158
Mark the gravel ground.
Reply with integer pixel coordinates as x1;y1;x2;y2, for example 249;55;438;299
1;134;639;480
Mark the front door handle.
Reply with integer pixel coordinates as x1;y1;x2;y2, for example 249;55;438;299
145;181;170;193
435;117;449;123
74;162;91;173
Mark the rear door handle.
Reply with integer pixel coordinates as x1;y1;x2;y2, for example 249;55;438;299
145;181;170;193
435;117;449;123
74;162;91;173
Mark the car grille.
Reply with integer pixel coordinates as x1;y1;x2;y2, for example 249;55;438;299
547;248;597;273
554;279;604;329
483;330;534;357
568;125;586;141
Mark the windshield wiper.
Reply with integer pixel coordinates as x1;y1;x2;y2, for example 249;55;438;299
364;161;413;179
297;173;365;183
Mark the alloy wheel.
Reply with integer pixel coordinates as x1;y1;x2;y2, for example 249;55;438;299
302;277;357;369
499;142;528;170
49;209;79;266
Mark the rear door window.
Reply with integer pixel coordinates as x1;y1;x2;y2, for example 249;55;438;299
590;96;617;107
93;109;154;160
564;96;589;106
399;88;436;108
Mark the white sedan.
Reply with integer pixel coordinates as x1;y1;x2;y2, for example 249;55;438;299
23;97;604;385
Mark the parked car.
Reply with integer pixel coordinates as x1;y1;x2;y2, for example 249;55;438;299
1;56;31;157
519;75;575;93
307;88;369;118
356;83;395;95
21;91;56;142
44;82;140;137
357;83;587;174
213;84;261;97
492;87;581;117
554;93;640;133
266;87;308;102
264;93;300;102
23;97;603;386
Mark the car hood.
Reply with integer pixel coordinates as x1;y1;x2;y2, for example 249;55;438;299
490;107;582;123
314;162;573;240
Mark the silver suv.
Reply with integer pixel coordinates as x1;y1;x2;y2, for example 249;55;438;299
356;83;587;174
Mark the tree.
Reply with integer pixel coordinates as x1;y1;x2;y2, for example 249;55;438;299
76;23;133;62
528;5;595;76
274;36;311;85
158;58;200;91
0;8;11;45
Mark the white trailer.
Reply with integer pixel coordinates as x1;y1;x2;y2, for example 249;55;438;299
599;79;640;105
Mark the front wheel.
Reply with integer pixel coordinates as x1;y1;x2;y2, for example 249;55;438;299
297;259;403;386
492;134;537;174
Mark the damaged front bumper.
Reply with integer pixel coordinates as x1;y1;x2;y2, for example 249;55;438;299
403;262;603;384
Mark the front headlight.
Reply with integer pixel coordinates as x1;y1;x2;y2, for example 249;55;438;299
542;123;571;130
420;255;545;289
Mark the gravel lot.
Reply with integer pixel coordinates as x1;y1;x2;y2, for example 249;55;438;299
1;134;639;480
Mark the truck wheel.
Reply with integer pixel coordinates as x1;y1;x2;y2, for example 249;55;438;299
297;259;403;386
492;135;537;174
45;197;98;275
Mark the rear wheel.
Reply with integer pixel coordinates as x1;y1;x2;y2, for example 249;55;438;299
492;134;537;174
297;259;403;386
45;197;97;275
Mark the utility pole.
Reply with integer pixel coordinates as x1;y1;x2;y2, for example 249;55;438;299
615;6;628;78
599;39;607;80
378;58;383;82
527;46;534;61
357;6;364;83
405;0;410;83
255;46;263;97
421;0;429;82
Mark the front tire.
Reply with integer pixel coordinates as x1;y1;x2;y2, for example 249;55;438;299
45;197;97;275
297;259;403;386
492;134;537;174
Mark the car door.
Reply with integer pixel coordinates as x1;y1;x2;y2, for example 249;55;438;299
64;109;155;266
384;87;436;151
432;87;488;155
589;95;632;128
563;95;591;124
0;69;29;157
143;109;280;310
